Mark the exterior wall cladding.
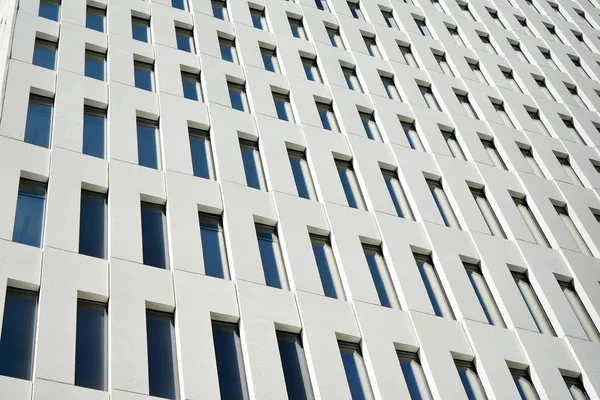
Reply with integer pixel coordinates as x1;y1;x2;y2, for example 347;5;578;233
3;0;600;399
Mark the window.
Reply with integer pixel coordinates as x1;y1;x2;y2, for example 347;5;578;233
79;190;107;259
327;27;345;49
535;78;555;101
557;156;583;187
556;206;590;254
134;61;154;91
212;0;229;21
39;0;60;21
289;18;307;39
137;119;160;169
563;376;591;400
448;26;465;46
262;48;280;73
250;8;267;30
456;94;478;119
273;93;294;122
465;263;505;326
508;43;527;63
146;311;179;400
382;10;398;29
517;17;533;35
189;128;215;179
472;188;505;238
348;2;364;20
363;36;381;58
86;6;105;32
381;76;401;101
24;95;53;148
256;224;288;289
435;53;454;76
141;202;169;269
566;85;588;109
456;360;487;400
132;17;150;43
493;101;515;128
503;70;522;93
415;19;431;37
212;322;249;400
228;82;249;112
316;101;339;131
481;139;506;170
315;0;331;11
342;67;362;92
521;147;545;177
277;332;314;399
85;50;106;81
12;179;46;247
0;288;37;380
33;39;57;70
470;62;488;85
512;271;555;335
526;0;540;13
459;3;475;20
182;71;202;101
402;120;425;151
546;25;563;44
479;34;497;54
541;49;559;71
563;118;585;144
559;280;600;341
489;10;505;28
302;57;322;83
336;159;366;210
339;342;374;399
75;300;107;390
431;0;445;12
360;112;381;141
175;28;195;53
200;213;229;279
443;129;466;160
289;150;316;200
82;106;106;159
219;38;238;63
398;352;433;399
513;197;549;246
528;110;550;136
363;244;398;308
576;9;592;27
400;45;418;67
420;85;441;111
573;32;590;51
382;169;414;219
415;254;455;318
311;235;344;299
239;139;266;190
427;179;461;229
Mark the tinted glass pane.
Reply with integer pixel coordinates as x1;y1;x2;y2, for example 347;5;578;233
146;311;178;400
13;180;46;247
364;252;392;308
341;349;369;400
132;20;149;42
213;324;247;400
263;54;276;72
278;335;311;400
75;301;106;390
135;66;153;91
33;42;56;70
173;0;186;9
213;3;226;19
0;289;37;380
176;32;192;52
190;134;212;179
241;146;261;189
290;156;310;199
39;0;60;21
319;108;331;130
201;220;227;279
141;203;168;268
86;9;104;32
82;111;105;158
85;54;105;81
257;230;283;288
338;168;358;209
24;98;52;148
252;13;263;29
137;123;159;169
230;87;245;111
400;360;422;400
275;99;288;120
221;44;235;62
79;191;106;259
312;242;338;298
182;76;199;100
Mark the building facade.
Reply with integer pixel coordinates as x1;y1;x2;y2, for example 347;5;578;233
0;0;600;398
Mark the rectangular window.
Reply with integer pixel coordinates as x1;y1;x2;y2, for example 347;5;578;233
189;128;215;180
289;149;316;200
566;85;588;110
520;147;545;177
250;8;267;30
273;93;294;122
512;271;554;335
399;45;418;67
75;300;107;390
228;82;248;112
546;25;563;44
481;139;506;170
559;280;600;342
82;106;106;159
146;311;179;400
336;159;366;210
86;6;105;32
363;244;399;308
360;112;381;141
277;332;314;399
316;101;339;132
517;17;533;35
363;36;381;58
471;188;506;238
302;57;322;83
564;376;590;400
456;360;487;400
33;38;57;70
339;342;374;400
256;224;288;290
448;27;465;46
456;94;478;119
212;0;229;21
311;234;344;299
513;197;549;246
420;85;441;111
528;110;550;136
415;19;431;37
137;118;161;169
327;27;345;49
289;18;307;39
479;34;497;54
25;94;53;148
442;129;466;160
182;71;202;101
535;78;555;101
510;43;528;63
557;156;583;187
175;27;195;53
85;50;105;81
382;10;398;29
39;0;60;21
79;190;107;259
402;121;424;151
503;70;522;93
140;202;169;269
563;118;585;144
200;213;229;279
435;53;453;76
493;101;515;128
348;2;364;20
240;139;266;190
219;38;238;63
342;67;362;93
541;49;559;71
489;10;505;28
13;179;46;247
134;61;154;91
381;76;401;101
261;48;281;73
459;3;475;20
172;0;188;10
0;288;37;380
212;322;249;400
415;254;454;318
469;62;488;85
132;16;151;43
465;263;505;326
555;206;590;255
427;179;461;229
382;169;414;219
398;351;433;399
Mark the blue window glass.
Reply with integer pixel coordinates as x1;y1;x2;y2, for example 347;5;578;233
289;150;315;200
315;0;327;11
146;311;179;400
13;179;46;247
398;352;433;399
32;39;57;70
212;322;248;400
39;0;60;21
82;107;106;159
137;119;160;169
172;0;186;10
0;288;37;380
363;245;396;308
75;300;107;390
134;62;154;91
262;49;278;72
141;202;169;269
274;94;290;121
311;235;343;299
336;160;365;209
256;225;287;289
24;95;53;148
79;190;107;259
189;129;214;179
339;343;373;400
212;0;227;20
182;72;200;101
251;9;265;29
176;28;194;52
86;7;105;32
85;51;105;81
132;17;150;42
220;39;237;63
278;332;314;400
229;83;247;111
200;214;229;279
240;140;265;189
